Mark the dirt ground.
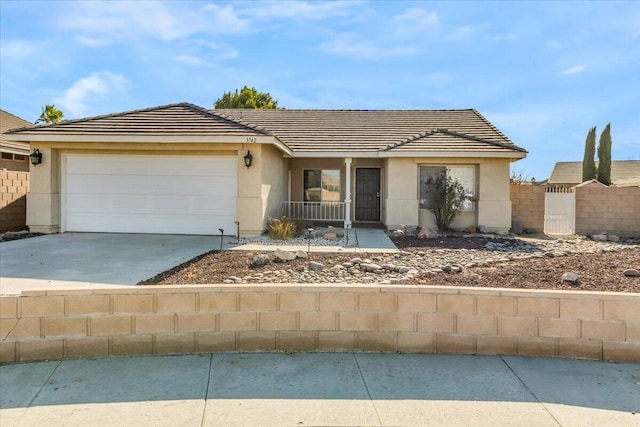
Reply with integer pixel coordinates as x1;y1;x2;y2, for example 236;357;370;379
141;236;640;293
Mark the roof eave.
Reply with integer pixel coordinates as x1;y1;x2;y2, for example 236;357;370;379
288;151;380;158
4;132;293;155
380;150;527;159
0;145;30;155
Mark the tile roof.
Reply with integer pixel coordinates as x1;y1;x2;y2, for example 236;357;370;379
217;108;525;154
548;161;640;186
7;103;269;137
383;129;526;153
6;103;526;156
1;110;32;154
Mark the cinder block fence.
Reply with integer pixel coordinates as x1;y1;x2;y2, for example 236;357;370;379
1;285;638;363
0;170;29;232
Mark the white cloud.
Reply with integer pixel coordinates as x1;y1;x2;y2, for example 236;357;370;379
391;8;439;39
319;33;421;60
196;40;239;61
57;1;251;45
75;35;110;47
173;55;203;66
560;65;586;75
0;39;36;60
238;0;358;21
450;25;474;41
491;33;519;42
200;4;251;34
393;8;439;28
55;72;128;117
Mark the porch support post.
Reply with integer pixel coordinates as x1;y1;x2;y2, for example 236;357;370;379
344;157;352;228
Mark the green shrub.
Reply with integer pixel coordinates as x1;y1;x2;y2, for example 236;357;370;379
424;172;472;231
268;216;298;240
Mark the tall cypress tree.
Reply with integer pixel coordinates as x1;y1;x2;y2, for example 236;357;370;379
596;123;612;185
582;127;597;182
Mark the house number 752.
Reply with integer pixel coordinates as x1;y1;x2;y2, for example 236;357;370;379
246;137;257;143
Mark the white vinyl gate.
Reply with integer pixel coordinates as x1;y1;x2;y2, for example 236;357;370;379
544;186;575;234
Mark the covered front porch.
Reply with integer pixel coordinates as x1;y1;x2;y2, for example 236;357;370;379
281;157;384;228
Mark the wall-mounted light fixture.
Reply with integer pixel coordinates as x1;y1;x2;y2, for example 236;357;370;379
30;149;42;166
244;150;253;168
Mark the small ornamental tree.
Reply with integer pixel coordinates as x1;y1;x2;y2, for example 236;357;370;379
596;123;612;185
35;104;64;124
582;126;597;182
214;86;279;109
424;171;470;231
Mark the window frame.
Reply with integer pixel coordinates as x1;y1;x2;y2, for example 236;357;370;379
418;165;476;211
303;168;341;202
0;152;27;162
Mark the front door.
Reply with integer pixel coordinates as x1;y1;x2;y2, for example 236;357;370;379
355;168;381;221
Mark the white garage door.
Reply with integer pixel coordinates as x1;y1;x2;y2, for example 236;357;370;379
64;155;237;235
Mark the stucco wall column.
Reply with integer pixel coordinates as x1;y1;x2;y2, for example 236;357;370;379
476;159;511;231
344;157;352;228
27;146;60;233
384;158;419;228
236;145;264;237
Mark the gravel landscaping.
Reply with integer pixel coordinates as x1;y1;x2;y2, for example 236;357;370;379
140;235;640;293
0;230;43;242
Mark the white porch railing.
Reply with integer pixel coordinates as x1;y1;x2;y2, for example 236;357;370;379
283;201;345;221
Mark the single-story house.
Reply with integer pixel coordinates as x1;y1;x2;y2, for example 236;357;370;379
5;103;526;236
548;161;640;188
1;110;32;172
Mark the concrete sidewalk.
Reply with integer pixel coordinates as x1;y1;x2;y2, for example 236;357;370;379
1;353;638;427
230;228;398;254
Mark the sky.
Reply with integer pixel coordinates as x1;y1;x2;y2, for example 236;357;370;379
1;0;638;180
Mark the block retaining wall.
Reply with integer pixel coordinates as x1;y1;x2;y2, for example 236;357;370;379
510;184;545;232
0;170;29;232
1;285;638;364
575;186;640;237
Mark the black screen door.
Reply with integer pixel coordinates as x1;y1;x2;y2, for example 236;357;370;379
355;168;381;221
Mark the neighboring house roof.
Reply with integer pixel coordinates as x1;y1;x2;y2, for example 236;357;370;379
6;102;526;158
547;161;640;186
1;109;32;155
217;108;526;155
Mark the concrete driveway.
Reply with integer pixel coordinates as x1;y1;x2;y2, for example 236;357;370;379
0;233;226;294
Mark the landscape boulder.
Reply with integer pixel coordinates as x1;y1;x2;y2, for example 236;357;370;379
308;261;324;271
274;249;296;261
561;272;579;285
623;269;639;278
252;254;270;266
361;263;382;272
417;227;439;239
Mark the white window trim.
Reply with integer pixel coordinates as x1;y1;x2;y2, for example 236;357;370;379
418;165;476;211
302;168;341;202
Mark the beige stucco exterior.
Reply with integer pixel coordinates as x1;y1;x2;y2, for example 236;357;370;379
24;140;287;236
385;157;512;231
21;139;515;236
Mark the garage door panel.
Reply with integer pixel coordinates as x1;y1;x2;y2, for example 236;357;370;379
67;175;238;197
67;194;236;216
67;156;237;177
64;155;238;235
67;213;237;235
